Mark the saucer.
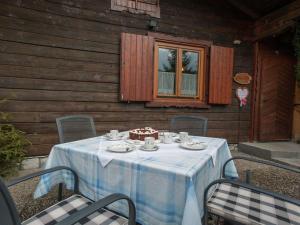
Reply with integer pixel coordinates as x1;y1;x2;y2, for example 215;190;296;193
106;144;135;153
180;142;207;151
140;145;159;151
105;133;124;141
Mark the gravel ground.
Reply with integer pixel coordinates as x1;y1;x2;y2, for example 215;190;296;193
6;151;300;223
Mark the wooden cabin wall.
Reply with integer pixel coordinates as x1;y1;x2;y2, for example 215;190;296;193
0;0;253;156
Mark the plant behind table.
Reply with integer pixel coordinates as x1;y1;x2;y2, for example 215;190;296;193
0;99;30;178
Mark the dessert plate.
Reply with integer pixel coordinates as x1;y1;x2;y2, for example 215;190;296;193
106;144;135;153
140;145;159;151
180;142;207;151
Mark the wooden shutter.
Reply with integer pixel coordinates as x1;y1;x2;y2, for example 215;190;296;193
209;45;234;104
120;33;154;102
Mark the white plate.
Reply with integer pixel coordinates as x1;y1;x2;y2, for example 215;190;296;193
106;144;135;153
180;142;207;150
140;145;159;151
105;133;125;141
126;139;161;145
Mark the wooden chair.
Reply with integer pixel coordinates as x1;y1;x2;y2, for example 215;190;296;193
204;157;300;225
1;166;136;225
56;115;96;143
170;115;208;136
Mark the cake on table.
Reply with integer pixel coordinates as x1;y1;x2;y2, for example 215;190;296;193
129;127;159;141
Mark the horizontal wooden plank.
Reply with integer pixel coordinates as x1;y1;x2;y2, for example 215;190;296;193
0;53;119;73
7;111;250;123
0;15;120;45
15;121;171;134
8;112;169;123
0;27;119;54
0;40;119;64
13;120;249;134
0;89;119;102
0;65;119;83
26;144;53;156
0;77;118;93
1;100;249;113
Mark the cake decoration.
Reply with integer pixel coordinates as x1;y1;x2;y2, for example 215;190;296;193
129;127;159;140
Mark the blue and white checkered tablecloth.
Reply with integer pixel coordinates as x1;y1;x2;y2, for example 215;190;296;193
34;135;237;225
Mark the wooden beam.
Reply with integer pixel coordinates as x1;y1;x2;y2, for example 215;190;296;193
227;0;260;19
254;0;300;40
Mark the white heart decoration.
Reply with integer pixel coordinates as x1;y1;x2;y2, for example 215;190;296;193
237;88;249;99
236;87;249;107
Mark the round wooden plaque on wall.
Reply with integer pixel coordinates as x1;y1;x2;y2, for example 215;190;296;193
233;73;252;85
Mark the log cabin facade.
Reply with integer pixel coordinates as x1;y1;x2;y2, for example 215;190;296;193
0;0;299;156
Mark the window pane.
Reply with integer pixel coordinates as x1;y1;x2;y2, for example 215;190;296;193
158;48;177;95
181;50;199;97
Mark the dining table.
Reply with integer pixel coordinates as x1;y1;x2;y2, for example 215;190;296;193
34;131;238;225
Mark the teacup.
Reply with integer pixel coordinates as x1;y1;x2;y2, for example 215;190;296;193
163;132;173;144
144;137;155;149
179;132;189;143
110;130;119;139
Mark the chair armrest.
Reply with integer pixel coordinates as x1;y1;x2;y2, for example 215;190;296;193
222;156;300;178
6;166;79;193
56;193;136;225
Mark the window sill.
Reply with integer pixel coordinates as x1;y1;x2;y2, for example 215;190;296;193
145;100;210;109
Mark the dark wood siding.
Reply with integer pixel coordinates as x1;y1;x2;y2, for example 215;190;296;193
0;0;253;156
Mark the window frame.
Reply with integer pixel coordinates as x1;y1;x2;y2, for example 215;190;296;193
153;41;207;105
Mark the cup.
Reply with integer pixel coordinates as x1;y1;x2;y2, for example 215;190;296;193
144;137;155;149
110;130;119;139
163;132;173;144
179;132;189;143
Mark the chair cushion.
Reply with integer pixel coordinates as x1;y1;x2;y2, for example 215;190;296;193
22;194;128;225
207;183;300;225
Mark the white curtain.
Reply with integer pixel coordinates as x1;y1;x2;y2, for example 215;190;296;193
158;72;176;95
158;72;197;96
181;73;197;96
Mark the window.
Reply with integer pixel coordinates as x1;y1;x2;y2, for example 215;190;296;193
120;32;234;107
154;42;206;104
111;0;160;18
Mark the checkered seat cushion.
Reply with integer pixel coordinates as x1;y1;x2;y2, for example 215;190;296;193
207;183;300;225
22;194;128;225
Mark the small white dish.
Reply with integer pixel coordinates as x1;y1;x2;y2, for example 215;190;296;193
106;144;135;153
180;142;207;151
140;145;159;151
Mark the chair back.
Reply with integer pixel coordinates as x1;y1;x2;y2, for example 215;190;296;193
0;177;21;225
170;115;208;136
56;115;96;143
